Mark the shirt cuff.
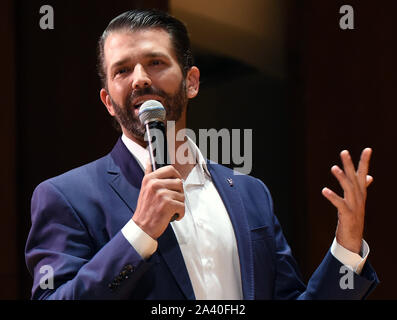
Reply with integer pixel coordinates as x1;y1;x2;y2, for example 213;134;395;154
330;237;369;275
121;219;158;259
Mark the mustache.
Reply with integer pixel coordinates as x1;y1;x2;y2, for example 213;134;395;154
128;86;168;105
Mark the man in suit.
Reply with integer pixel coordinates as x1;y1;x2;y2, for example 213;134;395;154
25;9;378;299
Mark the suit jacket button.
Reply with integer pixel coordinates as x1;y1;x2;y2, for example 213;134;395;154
126;264;133;272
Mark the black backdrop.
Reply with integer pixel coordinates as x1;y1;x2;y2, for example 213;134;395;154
2;0;396;299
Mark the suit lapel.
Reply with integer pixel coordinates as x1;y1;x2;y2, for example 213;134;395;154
108;138;144;213
207;162;255;300
108;138;195;299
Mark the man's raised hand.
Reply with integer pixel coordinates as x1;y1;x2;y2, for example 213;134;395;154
322;148;373;254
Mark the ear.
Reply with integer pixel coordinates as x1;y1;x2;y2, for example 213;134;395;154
100;88;116;116
185;66;200;99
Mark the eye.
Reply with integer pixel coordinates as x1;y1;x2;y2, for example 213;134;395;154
115;67;129;76
149;59;163;66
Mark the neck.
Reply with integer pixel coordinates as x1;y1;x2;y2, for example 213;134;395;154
123;117;196;180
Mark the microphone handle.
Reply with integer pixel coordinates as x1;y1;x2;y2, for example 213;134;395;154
146;121;179;222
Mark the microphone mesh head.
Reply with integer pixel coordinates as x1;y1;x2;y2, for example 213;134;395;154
138;100;166;125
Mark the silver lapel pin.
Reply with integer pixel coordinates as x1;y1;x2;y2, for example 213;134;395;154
227;178;233;186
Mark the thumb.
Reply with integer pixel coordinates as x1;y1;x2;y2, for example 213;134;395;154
144;161;153;175
366;175;374;187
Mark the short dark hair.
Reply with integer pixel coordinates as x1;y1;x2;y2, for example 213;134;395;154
97;9;194;88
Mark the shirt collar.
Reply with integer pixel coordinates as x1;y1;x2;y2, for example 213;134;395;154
185;135;211;178
121;133;211;181
121;134;150;171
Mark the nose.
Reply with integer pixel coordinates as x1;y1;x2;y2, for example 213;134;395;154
132;64;152;90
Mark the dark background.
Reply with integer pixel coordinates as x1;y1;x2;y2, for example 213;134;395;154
1;0;396;299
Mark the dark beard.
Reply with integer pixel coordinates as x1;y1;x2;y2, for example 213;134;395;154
109;80;187;139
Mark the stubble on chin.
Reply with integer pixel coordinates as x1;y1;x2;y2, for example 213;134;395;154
108;80;188;139
109;95;145;139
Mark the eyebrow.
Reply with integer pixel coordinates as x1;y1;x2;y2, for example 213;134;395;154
110;52;170;71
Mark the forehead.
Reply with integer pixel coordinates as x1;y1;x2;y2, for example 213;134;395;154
103;28;175;66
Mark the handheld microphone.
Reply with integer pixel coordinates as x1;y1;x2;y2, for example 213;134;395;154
139;100;179;222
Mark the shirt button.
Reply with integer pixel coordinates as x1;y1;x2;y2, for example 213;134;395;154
206;259;213;269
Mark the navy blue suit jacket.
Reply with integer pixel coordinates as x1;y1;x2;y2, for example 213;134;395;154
25;138;378;299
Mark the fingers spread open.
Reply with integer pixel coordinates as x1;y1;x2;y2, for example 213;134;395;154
322;187;349;212
331;165;352;193
340;150;357;182
357;148;372;190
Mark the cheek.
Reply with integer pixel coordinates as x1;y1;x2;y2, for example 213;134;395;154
110;81;131;103
113;80;129;93
155;68;184;94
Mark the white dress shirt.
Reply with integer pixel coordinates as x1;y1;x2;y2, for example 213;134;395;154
120;133;369;299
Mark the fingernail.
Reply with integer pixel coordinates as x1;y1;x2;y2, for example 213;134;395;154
322;187;330;195
332;165;341;173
